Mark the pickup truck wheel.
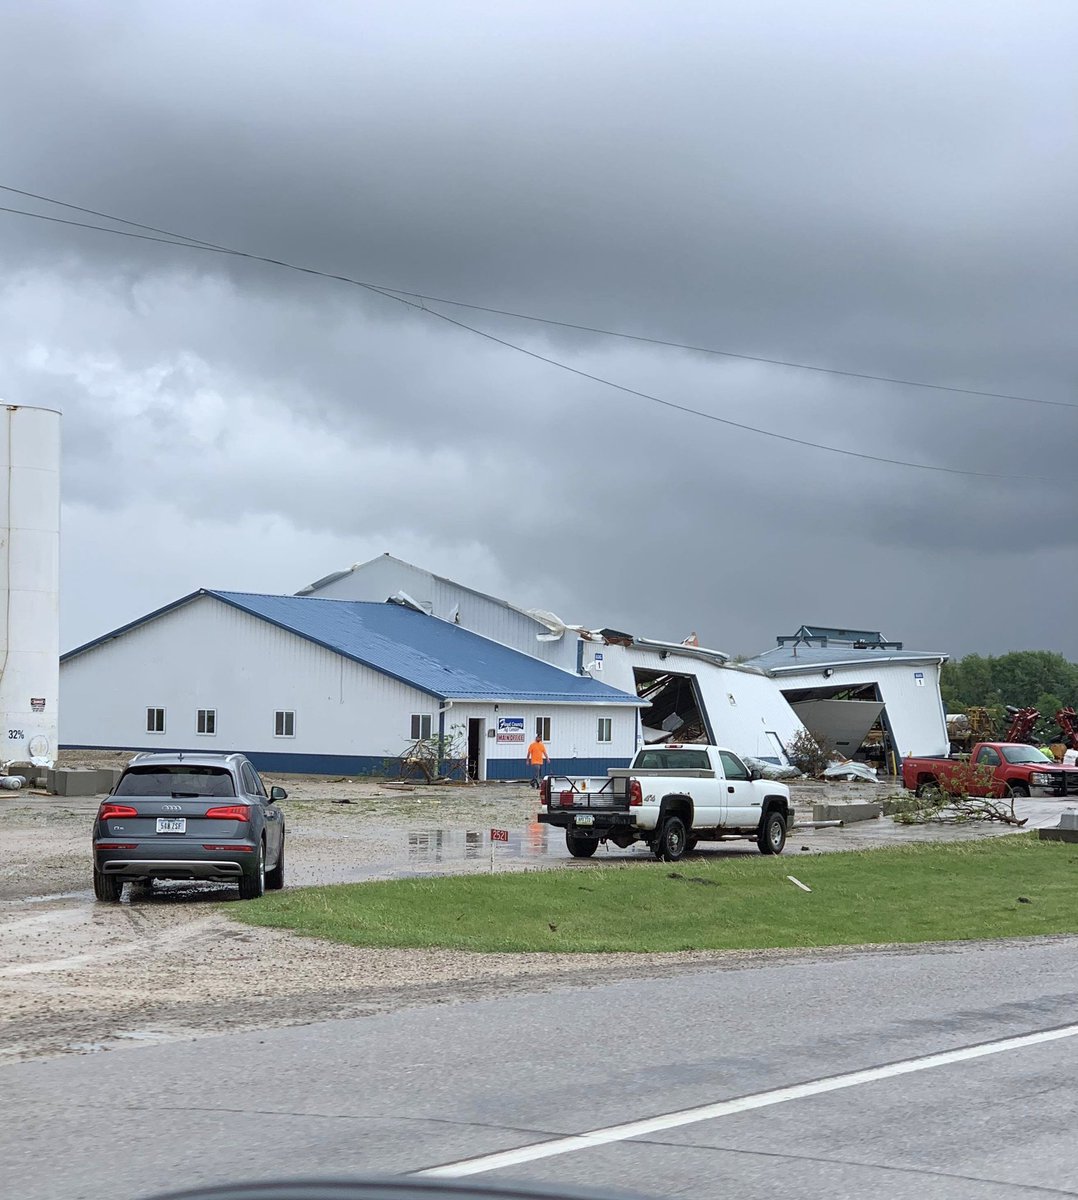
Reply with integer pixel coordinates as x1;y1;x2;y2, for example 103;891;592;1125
685;835;699;853
915;778;939;799
758;810;787;855
1006;782;1030;799
565;831;599;858
653;816;688;862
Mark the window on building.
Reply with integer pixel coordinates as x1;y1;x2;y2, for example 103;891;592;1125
146;707;165;734
274;710;295;738
597;717;613;743
196;709;216;736
410;713;432;740
535;716;551;741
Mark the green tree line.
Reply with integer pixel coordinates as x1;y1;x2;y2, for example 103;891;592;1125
941;651;1078;720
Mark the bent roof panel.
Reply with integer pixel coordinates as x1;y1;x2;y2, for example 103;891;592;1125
746;644;948;674
64;590;641;705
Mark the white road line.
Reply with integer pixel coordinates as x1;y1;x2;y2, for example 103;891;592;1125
416;1021;1078;1178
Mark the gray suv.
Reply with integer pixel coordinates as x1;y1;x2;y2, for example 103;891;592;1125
92;752;286;902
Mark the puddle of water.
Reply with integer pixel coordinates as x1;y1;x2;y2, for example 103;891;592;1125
19;890;93;905
405;823;557;864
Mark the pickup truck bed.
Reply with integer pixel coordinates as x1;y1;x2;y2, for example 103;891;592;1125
538;744;794;862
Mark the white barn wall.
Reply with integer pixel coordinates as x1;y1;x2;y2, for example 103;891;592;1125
305;557;581;671
61;595;443;772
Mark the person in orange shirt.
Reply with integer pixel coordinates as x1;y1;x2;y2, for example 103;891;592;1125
526;736;549;787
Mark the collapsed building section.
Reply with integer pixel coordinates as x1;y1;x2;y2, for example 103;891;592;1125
746;626;949;770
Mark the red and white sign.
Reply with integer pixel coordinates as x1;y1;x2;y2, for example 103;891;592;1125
490;828;509;843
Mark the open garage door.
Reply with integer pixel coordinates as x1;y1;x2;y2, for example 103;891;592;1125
789;699;885;755
633;667;714;744
782;681;898;771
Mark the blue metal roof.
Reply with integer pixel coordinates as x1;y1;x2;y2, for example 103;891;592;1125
63;590;642;705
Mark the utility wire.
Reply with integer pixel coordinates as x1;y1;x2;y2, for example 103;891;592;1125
4;182;1071;414
0;186;1067;481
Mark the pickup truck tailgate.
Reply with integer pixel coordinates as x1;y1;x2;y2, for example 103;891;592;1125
546;775;630;810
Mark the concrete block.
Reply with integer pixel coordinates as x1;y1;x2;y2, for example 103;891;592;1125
1038;827;1078;843
812;802;882;824
45;768;103;797
95;768;124;794
1058;809;1078;831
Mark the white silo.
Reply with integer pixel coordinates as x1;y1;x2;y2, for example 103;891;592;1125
0;403;60;769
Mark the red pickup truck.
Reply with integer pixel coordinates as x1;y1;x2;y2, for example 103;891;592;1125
903;742;1078;799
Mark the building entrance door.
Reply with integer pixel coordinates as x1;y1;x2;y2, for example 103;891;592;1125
467;718;485;781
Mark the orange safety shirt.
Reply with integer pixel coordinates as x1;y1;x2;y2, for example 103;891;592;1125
527;740;548;764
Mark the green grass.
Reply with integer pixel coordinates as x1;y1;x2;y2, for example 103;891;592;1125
230;836;1078;953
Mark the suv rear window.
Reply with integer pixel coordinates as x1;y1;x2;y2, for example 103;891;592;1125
634;749;711;771
115;766;236;798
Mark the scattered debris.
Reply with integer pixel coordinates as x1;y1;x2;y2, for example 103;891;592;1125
822;760;879;783
786;875;812;893
1018;896;1032;904
667;872;720;887
744;755;801;781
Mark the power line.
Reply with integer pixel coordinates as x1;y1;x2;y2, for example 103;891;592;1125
4;182;1071;414
0;186;1066;482
378;292;1076;412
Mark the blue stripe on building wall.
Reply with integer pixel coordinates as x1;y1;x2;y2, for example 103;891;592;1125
485;757;629;780
62;745;631;781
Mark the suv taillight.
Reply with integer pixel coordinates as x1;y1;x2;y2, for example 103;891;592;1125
205;805;251;821
629;780;643;806
99;803;138;820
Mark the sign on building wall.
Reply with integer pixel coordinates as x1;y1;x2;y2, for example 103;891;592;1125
496;716;525;743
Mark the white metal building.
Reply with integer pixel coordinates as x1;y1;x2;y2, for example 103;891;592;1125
60;590;642;779
746;626;950;767
298;554;580;672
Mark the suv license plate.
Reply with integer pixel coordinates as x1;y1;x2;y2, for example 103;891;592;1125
156;817;186;834
574;814;594;826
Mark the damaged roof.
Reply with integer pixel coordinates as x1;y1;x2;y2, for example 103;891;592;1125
747;643;948;674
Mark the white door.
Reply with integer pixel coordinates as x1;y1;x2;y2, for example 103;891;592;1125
718;750;761;827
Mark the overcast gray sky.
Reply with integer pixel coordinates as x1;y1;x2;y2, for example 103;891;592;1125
2;1;1076;659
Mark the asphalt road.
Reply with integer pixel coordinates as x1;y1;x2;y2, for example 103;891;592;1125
3;935;1078;1200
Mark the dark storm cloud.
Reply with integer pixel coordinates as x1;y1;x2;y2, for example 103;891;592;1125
1;0;1077;657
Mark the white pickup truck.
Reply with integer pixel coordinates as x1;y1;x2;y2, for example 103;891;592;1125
538;743;794;861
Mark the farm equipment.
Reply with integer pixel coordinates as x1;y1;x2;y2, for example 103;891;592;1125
1004;706;1040;744
1055;707;1078;750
